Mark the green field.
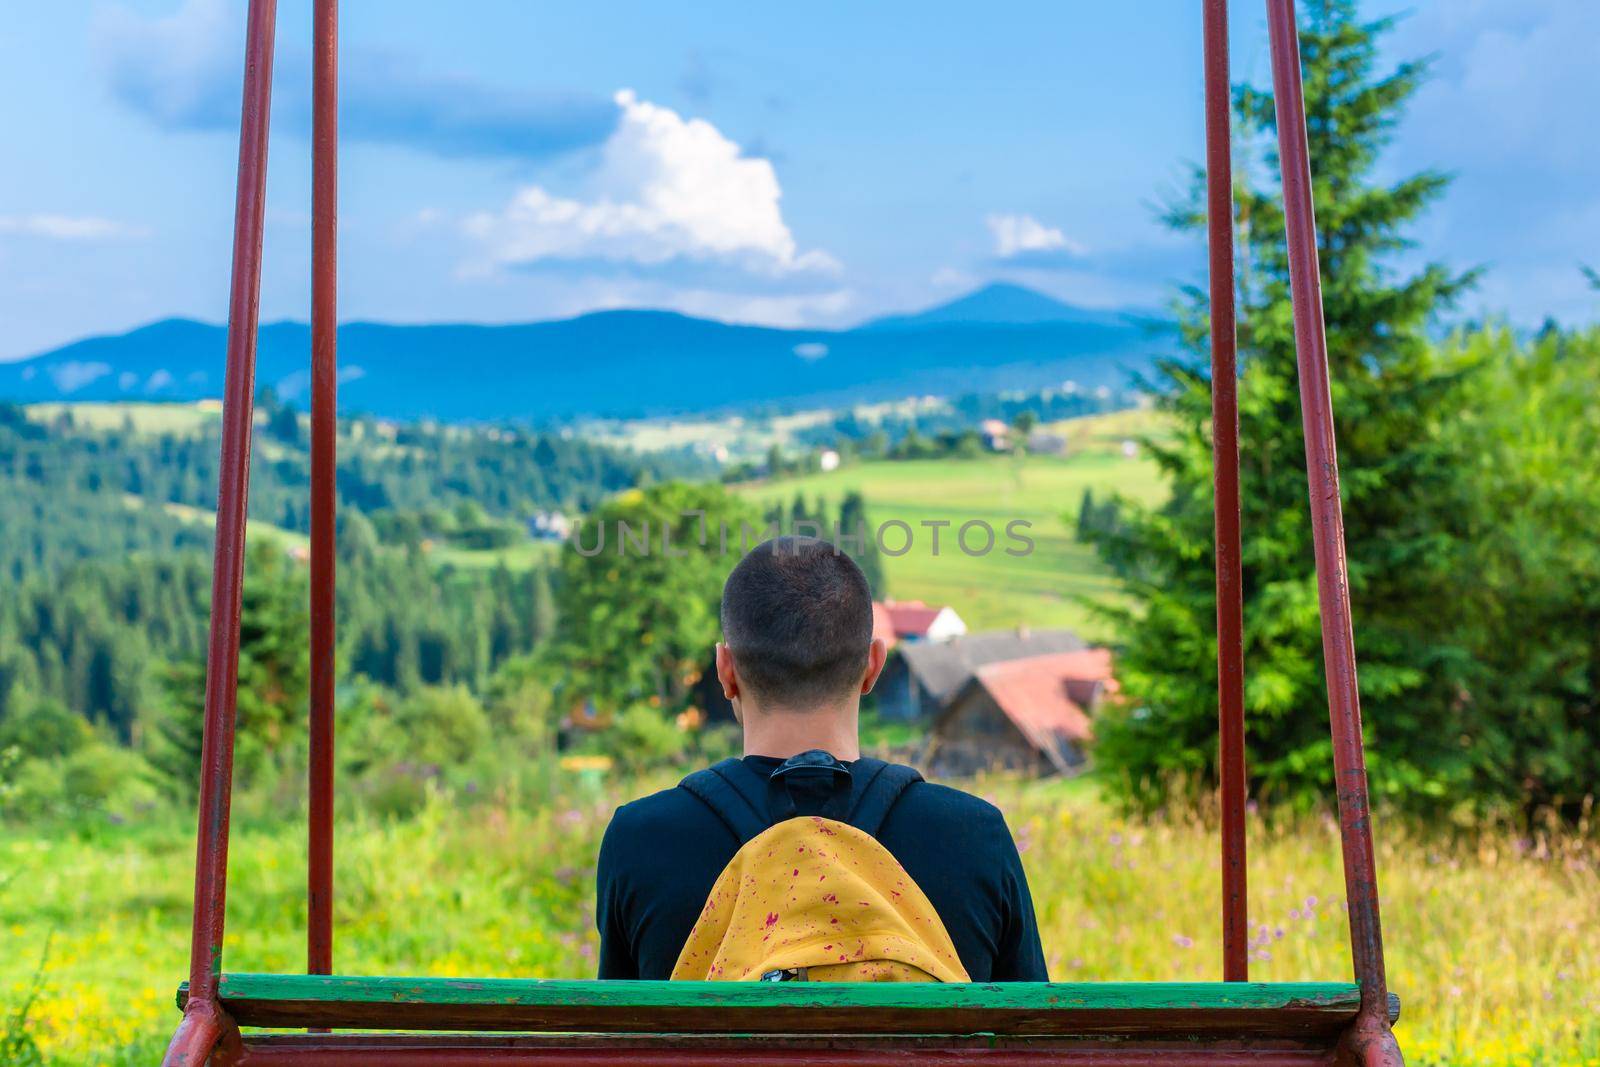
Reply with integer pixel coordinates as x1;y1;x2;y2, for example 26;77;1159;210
3;777;1594;1066
24;400;222;436
150;498;310;555
424;539;560;571
739;438;1165;635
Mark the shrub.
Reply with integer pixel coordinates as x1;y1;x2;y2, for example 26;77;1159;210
0;699;93;761
598;705;688;776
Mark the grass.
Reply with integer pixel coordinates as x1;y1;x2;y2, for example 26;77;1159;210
2;777;1595;1066
23;401;222;437
579;396;952;461
424;539;560;571
151;499;311;555
738;440;1166;635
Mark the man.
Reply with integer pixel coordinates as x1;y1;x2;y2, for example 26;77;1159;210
596;536;1047;981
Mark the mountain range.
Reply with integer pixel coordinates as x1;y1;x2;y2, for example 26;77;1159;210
0;284;1167;422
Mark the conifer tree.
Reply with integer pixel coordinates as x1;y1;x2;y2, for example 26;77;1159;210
839;491;887;598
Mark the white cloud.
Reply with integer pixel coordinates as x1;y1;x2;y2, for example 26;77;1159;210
792;342;828;360
0;215;151;241
986;213;1086;260
48;361;113;393
465;90;837;279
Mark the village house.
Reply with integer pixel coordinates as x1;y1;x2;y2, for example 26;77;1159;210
527;510;572;541
876;599;967;645
979;418;1012;452
874;625;1087;722
924;648;1115;777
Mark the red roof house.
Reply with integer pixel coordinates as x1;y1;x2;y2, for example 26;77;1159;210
877;599;967;644
871;602;899;650
926;649;1116;776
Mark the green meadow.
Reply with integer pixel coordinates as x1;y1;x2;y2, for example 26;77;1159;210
739;434;1165;634
3;778;1595;1066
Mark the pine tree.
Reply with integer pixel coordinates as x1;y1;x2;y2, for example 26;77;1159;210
151;543;310;791
1087;2;1479;810
528;566;556;647
838;491;887;598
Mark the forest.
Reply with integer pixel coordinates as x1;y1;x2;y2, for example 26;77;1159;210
0;399;708;821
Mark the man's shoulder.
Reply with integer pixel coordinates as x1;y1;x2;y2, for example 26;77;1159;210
876;777;1020;893
606;781;723;839
890;777;1010;832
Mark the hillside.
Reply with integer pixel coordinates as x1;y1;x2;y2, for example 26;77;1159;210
738;410;1169;635
0;286;1168;422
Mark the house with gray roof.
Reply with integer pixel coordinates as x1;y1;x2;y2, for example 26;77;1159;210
874;626;1089;722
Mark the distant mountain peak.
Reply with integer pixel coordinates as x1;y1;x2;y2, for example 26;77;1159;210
863;282;1128;331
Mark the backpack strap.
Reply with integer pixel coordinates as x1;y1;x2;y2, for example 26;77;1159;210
681;755;924;844
845;757;924;838
679;758;771;846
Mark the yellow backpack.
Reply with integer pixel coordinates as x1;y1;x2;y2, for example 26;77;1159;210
670;751;969;983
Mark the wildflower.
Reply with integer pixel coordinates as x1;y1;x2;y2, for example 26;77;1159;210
1172;934;1194;949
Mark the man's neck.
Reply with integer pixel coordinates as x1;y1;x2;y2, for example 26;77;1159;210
741;704;861;761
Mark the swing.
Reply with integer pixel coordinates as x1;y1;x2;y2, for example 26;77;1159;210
160;0;1405;1063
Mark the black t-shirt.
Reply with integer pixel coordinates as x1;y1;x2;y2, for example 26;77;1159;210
595;755;1049;981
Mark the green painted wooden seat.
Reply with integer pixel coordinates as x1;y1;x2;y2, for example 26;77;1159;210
174;974;1399;1063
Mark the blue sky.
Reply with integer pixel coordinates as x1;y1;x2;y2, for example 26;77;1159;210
1;0;1595;359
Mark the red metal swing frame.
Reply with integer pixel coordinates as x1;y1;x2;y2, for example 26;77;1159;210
160;1;1403;1064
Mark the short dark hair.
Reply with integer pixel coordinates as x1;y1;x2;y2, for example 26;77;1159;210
720;537;874;708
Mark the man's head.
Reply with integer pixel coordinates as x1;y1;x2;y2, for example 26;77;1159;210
716;537;886;727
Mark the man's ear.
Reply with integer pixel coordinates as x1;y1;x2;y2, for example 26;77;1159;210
715;643;740;701
861;638;889;695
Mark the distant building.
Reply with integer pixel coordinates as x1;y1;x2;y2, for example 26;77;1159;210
979;419;1012;452
1025;431;1067;456
877;600;966;644
528;510;572;541
871;602;899;652
925;649;1114;777
876;626;1088;722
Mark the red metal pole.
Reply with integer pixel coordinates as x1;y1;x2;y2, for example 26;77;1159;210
308;0;339;980
1202;0;1249;984
1263;3;1400;1064
164;0;278;1062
